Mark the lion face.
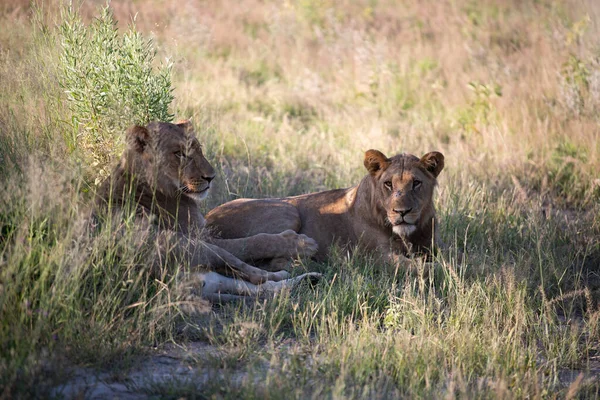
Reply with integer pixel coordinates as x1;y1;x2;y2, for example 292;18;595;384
125;121;216;201
364;149;444;238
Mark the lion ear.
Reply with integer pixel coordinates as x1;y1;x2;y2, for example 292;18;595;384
364;149;390;176
420;151;444;177
126;125;151;153
176;119;193;134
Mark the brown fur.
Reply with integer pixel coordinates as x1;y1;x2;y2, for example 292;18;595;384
97;121;318;290
206;150;444;264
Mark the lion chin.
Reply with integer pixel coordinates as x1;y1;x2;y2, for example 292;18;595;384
182;188;210;202
178;180;211;203
392;223;416;237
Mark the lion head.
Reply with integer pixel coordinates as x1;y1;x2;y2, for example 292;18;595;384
363;149;444;238
123;121;216;201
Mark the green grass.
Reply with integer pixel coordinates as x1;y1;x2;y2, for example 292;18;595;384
1;0;600;398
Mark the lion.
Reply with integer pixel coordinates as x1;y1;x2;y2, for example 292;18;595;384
205;149;444;265
97;121;319;302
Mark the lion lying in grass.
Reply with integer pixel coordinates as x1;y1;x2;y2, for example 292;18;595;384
206;149;444;265
97;121;319;302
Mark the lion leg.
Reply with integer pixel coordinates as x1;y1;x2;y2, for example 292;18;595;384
264;272;321;292
202;271;264;297
206;199;318;263
181;272;258;303
209;231;318;263
154;230;276;284
196;271;323;303
252;257;292;272
257;257;293;272
182;238;290;284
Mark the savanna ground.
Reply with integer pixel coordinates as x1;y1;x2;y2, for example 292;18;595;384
1;0;600;398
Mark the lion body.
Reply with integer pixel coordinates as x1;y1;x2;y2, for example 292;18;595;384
97;121;318;301
206;150;444;263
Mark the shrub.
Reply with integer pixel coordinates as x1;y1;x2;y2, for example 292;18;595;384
58;4;174;181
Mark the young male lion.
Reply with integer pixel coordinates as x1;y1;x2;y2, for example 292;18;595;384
206;150;444;265
97;121;319;302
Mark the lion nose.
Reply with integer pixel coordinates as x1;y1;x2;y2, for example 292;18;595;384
203;175;215;183
393;208;412;217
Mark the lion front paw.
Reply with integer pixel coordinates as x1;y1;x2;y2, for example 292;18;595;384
278;229;318;258
297;272;322;285
260;272;323;295
268;270;291;282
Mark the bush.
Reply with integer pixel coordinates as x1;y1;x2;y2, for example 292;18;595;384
58;4;174;181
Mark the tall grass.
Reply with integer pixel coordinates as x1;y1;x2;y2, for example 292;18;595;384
0;4;182;397
1;0;599;398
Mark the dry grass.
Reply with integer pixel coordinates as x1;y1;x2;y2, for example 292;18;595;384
1;0;599;398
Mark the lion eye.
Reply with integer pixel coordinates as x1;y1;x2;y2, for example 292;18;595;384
174;151;187;160
384;181;393;190
413;180;422;189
